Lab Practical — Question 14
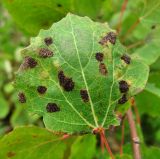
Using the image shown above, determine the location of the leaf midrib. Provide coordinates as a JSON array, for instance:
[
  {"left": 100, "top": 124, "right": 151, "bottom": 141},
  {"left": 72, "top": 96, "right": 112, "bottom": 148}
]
[
  {"left": 68, "top": 15, "right": 99, "bottom": 128},
  {"left": 101, "top": 45, "right": 116, "bottom": 127}
]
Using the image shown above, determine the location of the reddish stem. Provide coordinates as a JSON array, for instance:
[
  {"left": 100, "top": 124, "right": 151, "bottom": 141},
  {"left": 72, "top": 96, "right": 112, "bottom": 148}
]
[
  {"left": 117, "top": 0, "right": 128, "bottom": 33},
  {"left": 130, "top": 97, "right": 141, "bottom": 125},
  {"left": 122, "top": 19, "right": 140, "bottom": 41},
  {"left": 127, "top": 108, "right": 141, "bottom": 159},
  {"left": 100, "top": 132, "right": 105, "bottom": 152},
  {"left": 100, "top": 130, "right": 115, "bottom": 159},
  {"left": 119, "top": 117, "right": 126, "bottom": 156},
  {"left": 127, "top": 40, "right": 144, "bottom": 50},
  {"left": 61, "top": 134, "right": 70, "bottom": 140}
]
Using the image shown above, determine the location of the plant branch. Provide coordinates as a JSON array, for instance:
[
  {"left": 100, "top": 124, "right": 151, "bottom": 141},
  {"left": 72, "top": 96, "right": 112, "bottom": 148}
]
[
  {"left": 119, "top": 116, "right": 126, "bottom": 156},
  {"left": 100, "top": 129, "right": 115, "bottom": 159},
  {"left": 117, "top": 0, "right": 128, "bottom": 33},
  {"left": 127, "top": 108, "right": 141, "bottom": 159},
  {"left": 127, "top": 40, "right": 144, "bottom": 50},
  {"left": 131, "top": 97, "right": 141, "bottom": 125},
  {"left": 122, "top": 19, "right": 140, "bottom": 42}
]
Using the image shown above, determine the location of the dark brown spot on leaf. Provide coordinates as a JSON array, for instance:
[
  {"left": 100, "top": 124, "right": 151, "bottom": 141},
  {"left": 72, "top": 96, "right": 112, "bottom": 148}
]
[
  {"left": 37, "top": 86, "right": 47, "bottom": 94},
  {"left": 119, "top": 80, "right": 129, "bottom": 93},
  {"left": 7, "top": 151, "right": 16, "bottom": 158},
  {"left": 44, "top": 37, "right": 53, "bottom": 46},
  {"left": 99, "top": 32, "right": 117, "bottom": 45},
  {"left": 39, "top": 48, "right": 53, "bottom": 58},
  {"left": 58, "top": 71, "right": 74, "bottom": 91},
  {"left": 80, "top": 89, "right": 89, "bottom": 102},
  {"left": 18, "top": 92, "right": 26, "bottom": 103},
  {"left": 121, "top": 54, "right": 131, "bottom": 64},
  {"left": 95, "top": 52, "right": 104, "bottom": 62},
  {"left": 25, "top": 56, "right": 37, "bottom": 68},
  {"left": 46, "top": 103, "right": 60, "bottom": 112},
  {"left": 99, "top": 63, "right": 107, "bottom": 75},
  {"left": 118, "top": 94, "right": 128, "bottom": 104}
]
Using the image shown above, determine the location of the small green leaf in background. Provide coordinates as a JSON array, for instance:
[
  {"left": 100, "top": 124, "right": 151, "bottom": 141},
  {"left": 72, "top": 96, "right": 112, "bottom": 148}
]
[
  {"left": 69, "top": 135, "right": 96, "bottom": 159},
  {"left": 142, "top": 146, "right": 160, "bottom": 159},
  {"left": 136, "top": 72, "right": 160, "bottom": 117},
  {"left": 15, "top": 13, "right": 149, "bottom": 134},
  {"left": 2, "top": 0, "right": 112, "bottom": 36},
  {"left": 0, "top": 126, "right": 98, "bottom": 159},
  {"left": 0, "top": 93, "right": 9, "bottom": 119},
  {"left": 0, "top": 126, "right": 67, "bottom": 159}
]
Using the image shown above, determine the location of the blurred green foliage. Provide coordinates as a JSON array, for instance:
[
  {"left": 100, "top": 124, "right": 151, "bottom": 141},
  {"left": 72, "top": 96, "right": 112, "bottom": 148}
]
[{"left": 0, "top": 0, "right": 160, "bottom": 158}]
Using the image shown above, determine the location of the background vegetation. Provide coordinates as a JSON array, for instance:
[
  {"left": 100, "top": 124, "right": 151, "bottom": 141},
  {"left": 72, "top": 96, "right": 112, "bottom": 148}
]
[{"left": 0, "top": 0, "right": 160, "bottom": 158}]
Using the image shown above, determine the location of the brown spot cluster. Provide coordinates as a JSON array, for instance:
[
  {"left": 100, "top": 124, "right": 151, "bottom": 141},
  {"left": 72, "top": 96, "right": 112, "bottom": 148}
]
[
  {"left": 37, "top": 86, "right": 47, "bottom": 94},
  {"left": 46, "top": 103, "right": 60, "bottom": 112},
  {"left": 95, "top": 52, "right": 107, "bottom": 76},
  {"left": 99, "top": 32, "right": 117, "bottom": 45},
  {"left": 25, "top": 56, "right": 37, "bottom": 68},
  {"left": 99, "top": 63, "right": 108, "bottom": 76},
  {"left": 118, "top": 80, "right": 129, "bottom": 104},
  {"left": 119, "top": 80, "right": 129, "bottom": 93},
  {"left": 58, "top": 71, "right": 75, "bottom": 91},
  {"left": 121, "top": 54, "right": 131, "bottom": 64},
  {"left": 80, "top": 89, "right": 89, "bottom": 102},
  {"left": 95, "top": 52, "right": 104, "bottom": 62},
  {"left": 118, "top": 94, "right": 128, "bottom": 104},
  {"left": 39, "top": 48, "right": 53, "bottom": 58},
  {"left": 18, "top": 92, "right": 26, "bottom": 103},
  {"left": 44, "top": 37, "right": 53, "bottom": 46}
]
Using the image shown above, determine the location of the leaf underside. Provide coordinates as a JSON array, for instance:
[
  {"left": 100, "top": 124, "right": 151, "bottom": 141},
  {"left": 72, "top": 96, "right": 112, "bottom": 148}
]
[{"left": 15, "top": 14, "right": 149, "bottom": 134}]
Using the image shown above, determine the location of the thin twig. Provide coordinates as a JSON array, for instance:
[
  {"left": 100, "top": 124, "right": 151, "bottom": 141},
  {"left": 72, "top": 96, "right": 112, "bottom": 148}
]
[
  {"left": 119, "top": 116, "right": 126, "bottom": 156},
  {"left": 117, "top": 0, "right": 128, "bottom": 33},
  {"left": 100, "top": 130, "right": 115, "bottom": 159},
  {"left": 127, "top": 40, "right": 144, "bottom": 50},
  {"left": 130, "top": 97, "right": 141, "bottom": 125},
  {"left": 122, "top": 19, "right": 140, "bottom": 42},
  {"left": 126, "top": 108, "right": 141, "bottom": 159}
]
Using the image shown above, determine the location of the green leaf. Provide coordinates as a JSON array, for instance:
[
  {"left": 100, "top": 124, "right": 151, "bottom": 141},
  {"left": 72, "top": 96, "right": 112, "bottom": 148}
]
[
  {"left": 0, "top": 93, "right": 9, "bottom": 119},
  {"left": 145, "top": 83, "right": 160, "bottom": 98},
  {"left": 2, "top": 0, "right": 112, "bottom": 35},
  {"left": 69, "top": 135, "right": 96, "bottom": 159},
  {"left": 15, "top": 14, "right": 149, "bottom": 133},
  {"left": 140, "top": 0, "right": 160, "bottom": 26},
  {"left": 136, "top": 72, "right": 160, "bottom": 117},
  {"left": 142, "top": 146, "right": 160, "bottom": 159},
  {"left": 0, "top": 126, "right": 67, "bottom": 159},
  {"left": 115, "top": 154, "right": 132, "bottom": 159},
  {"left": 132, "top": 41, "right": 160, "bottom": 65}
]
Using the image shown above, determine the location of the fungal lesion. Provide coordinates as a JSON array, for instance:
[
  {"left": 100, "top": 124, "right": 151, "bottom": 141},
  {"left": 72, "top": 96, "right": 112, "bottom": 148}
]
[
  {"left": 99, "top": 63, "right": 108, "bottom": 76},
  {"left": 39, "top": 48, "right": 53, "bottom": 58},
  {"left": 121, "top": 54, "right": 131, "bottom": 64},
  {"left": 46, "top": 103, "right": 60, "bottom": 112},
  {"left": 80, "top": 89, "right": 89, "bottom": 102},
  {"left": 119, "top": 80, "right": 129, "bottom": 93},
  {"left": 37, "top": 86, "right": 47, "bottom": 94},
  {"left": 95, "top": 52, "right": 104, "bottom": 62},
  {"left": 19, "top": 56, "right": 37, "bottom": 71},
  {"left": 118, "top": 94, "right": 128, "bottom": 104},
  {"left": 99, "top": 32, "right": 117, "bottom": 45},
  {"left": 44, "top": 37, "right": 53, "bottom": 46},
  {"left": 58, "top": 70, "right": 75, "bottom": 92},
  {"left": 18, "top": 92, "right": 26, "bottom": 103}
]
